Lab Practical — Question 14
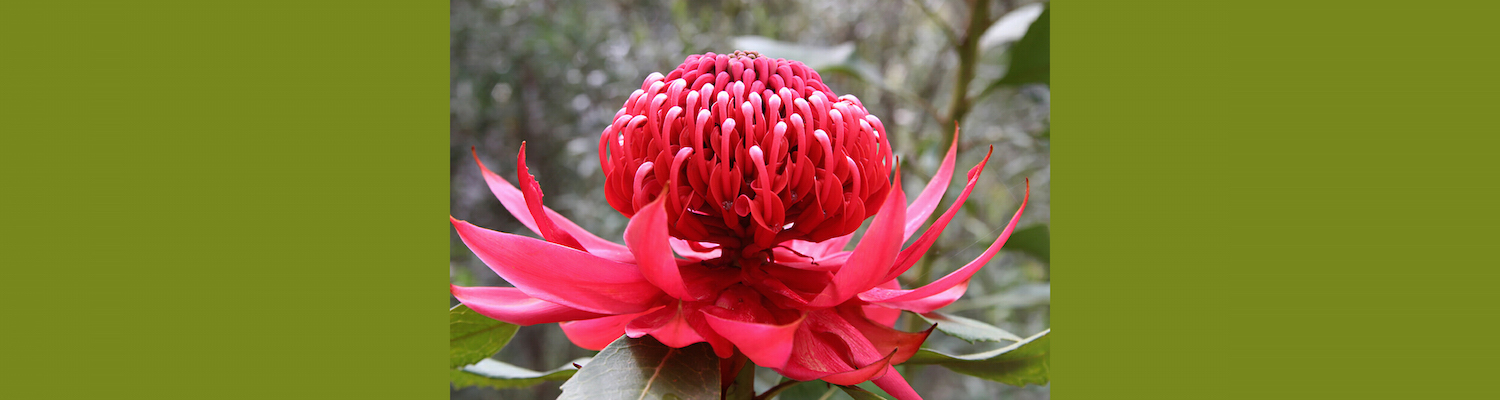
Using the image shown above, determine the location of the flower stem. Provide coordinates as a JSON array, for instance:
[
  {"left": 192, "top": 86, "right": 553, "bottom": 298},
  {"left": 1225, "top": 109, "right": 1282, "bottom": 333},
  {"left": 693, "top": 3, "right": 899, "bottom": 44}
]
[{"left": 753, "top": 379, "right": 802, "bottom": 400}]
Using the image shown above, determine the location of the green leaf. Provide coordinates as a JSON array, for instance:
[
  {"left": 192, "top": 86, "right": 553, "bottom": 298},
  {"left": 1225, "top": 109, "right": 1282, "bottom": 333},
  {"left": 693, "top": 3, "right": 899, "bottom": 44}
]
[
  {"left": 558, "top": 335, "right": 720, "bottom": 400},
  {"left": 997, "top": 4, "right": 1049, "bottom": 86},
  {"left": 450, "top": 358, "right": 585, "bottom": 390},
  {"left": 919, "top": 311, "right": 1025, "bottom": 343},
  {"left": 839, "top": 385, "right": 890, "bottom": 400},
  {"left": 449, "top": 304, "right": 519, "bottom": 369},
  {"left": 906, "top": 329, "right": 1050, "bottom": 386},
  {"left": 1002, "top": 224, "right": 1050, "bottom": 264}
]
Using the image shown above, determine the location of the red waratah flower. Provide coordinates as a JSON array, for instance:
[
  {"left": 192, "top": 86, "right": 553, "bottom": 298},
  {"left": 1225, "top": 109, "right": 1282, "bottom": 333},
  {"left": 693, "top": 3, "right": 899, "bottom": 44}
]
[{"left": 450, "top": 51, "right": 1027, "bottom": 400}]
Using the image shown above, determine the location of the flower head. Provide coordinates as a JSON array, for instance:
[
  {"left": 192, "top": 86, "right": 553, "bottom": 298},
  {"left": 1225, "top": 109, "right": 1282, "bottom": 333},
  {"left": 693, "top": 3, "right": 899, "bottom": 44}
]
[
  {"left": 451, "top": 52, "right": 1027, "bottom": 400},
  {"left": 599, "top": 51, "right": 893, "bottom": 255}
]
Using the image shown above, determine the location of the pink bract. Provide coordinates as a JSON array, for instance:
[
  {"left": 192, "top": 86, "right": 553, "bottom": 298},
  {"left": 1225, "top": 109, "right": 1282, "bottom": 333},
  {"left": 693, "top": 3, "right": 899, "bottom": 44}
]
[{"left": 451, "top": 52, "right": 1027, "bottom": 400}]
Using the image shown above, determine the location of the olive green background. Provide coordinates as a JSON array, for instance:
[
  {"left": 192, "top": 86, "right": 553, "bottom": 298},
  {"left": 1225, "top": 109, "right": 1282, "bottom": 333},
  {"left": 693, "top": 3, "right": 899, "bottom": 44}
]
[
  {"left": 1, "top": 1, "right": 449, "bottom": 399},
  {"left": 4, "top": 1, "right": 1498, "bottom": 399},
  {"left": 1053, "top": 1, "right": 1500, "bottom": 398}
]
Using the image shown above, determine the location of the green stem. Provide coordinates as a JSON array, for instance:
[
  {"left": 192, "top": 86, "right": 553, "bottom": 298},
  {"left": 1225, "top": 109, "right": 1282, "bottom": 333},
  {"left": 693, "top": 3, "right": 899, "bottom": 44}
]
[
  {"left": 728, "top": 359, "right": 756, "bottom": 400},
  {"left": 946, "top": 0, "right": 993, "bottom": 126}
]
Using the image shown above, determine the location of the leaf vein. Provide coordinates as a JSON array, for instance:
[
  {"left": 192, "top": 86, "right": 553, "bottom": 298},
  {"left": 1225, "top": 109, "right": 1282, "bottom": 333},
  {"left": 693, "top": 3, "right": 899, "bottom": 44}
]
[{"left": 636, "top": 346, "right": 676, "bottom": 400}]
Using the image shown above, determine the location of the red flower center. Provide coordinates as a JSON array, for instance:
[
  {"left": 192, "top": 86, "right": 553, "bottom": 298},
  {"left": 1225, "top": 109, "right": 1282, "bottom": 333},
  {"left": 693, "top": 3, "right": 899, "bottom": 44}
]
[{"left": 599, "top": 51, "right": 895, "bottom": 257}]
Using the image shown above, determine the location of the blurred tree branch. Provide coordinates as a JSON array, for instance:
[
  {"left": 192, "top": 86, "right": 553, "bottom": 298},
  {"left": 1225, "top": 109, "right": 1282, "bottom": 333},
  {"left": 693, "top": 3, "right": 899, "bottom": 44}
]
[{"left": 908, "top": 0, "right": 958, "bottom": 47}]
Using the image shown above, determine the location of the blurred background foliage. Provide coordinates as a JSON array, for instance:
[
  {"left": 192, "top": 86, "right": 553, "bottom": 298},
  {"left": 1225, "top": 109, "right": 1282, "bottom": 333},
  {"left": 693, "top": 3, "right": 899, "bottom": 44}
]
[{"left": 450, "top": 0, "right": 1049, "bottom": 398}]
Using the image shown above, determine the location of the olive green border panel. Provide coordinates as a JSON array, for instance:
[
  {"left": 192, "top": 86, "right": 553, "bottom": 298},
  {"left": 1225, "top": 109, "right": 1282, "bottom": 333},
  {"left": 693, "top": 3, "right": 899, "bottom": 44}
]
[
  {"left": 1056, "top": 0, "right": 1500, "bottom": 398},
  {"left": 2, "top": 1, "right": 448, "bottom": 398}
]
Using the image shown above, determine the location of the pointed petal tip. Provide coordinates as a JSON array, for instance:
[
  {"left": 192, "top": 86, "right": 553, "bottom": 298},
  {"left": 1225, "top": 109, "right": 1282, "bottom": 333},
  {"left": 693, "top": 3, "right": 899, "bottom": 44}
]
[
  {"left": 450, "top": 285, "right": 608, "bottom": 325},
  {"left": 883, "top": 146, "right": 1000, "bottom": 283},
  {"left": 818, "top": 349, "right": 898, "bottom": 386},
  {"left": 872, "top": 366, "right": 924, "bottom": 400},
  {"left": 901, "top": 129, "right": 960, "bottom": 241},
  {"left": 450, "top": 218, "right": 663, "bottom": 314},
  {"left": 471, "top": 146, "right": 501, "bottom": 178}
]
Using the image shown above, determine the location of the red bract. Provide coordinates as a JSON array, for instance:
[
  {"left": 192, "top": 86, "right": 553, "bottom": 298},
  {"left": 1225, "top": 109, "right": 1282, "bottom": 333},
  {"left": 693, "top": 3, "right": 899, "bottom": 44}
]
[{"left": 451, "top": 52, "right": 1027, "bottom": 400}]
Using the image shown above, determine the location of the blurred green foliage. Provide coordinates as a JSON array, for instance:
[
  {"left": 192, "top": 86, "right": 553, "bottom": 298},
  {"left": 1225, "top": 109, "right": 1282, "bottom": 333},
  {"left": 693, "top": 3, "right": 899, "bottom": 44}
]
[{"left": 451, "top": 1, "right": 1050, "bottom": 398}]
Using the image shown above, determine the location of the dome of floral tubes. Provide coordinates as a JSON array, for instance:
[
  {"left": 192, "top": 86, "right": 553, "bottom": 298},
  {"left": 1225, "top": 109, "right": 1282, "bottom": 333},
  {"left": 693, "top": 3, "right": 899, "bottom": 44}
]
[{"left": 598, "top": 51, "right": 894, "bottom": 256}]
